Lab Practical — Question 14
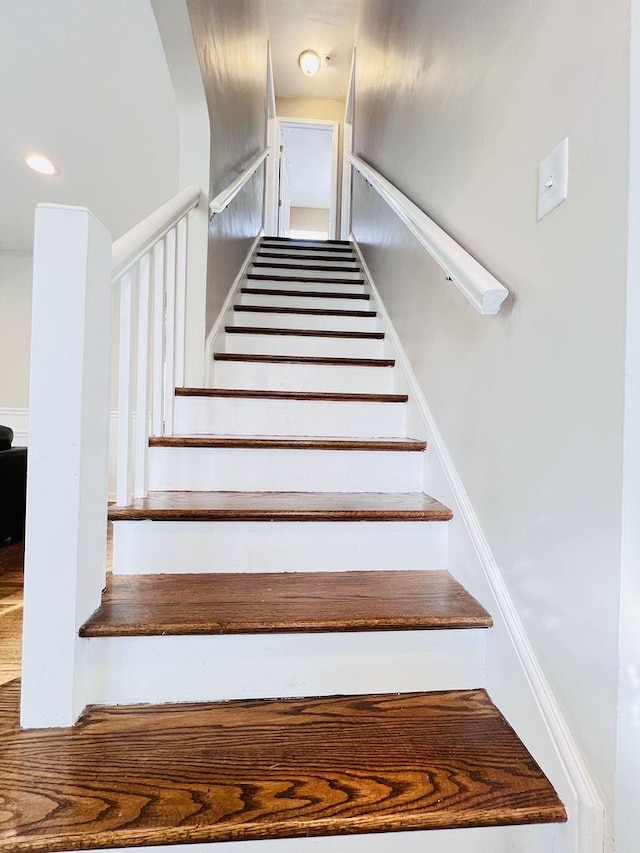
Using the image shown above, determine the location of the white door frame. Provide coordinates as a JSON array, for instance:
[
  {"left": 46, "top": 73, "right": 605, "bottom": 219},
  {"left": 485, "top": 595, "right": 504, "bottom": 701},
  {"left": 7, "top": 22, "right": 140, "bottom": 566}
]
[
  {"left": 272, "top": 117, "right": 340, "bottom": 240},
  {"left": 263, "top": 42, "right": 279, "bottom": 236},
  {"left": 341, "top": 48, "right": 356, "bottom": 240}
]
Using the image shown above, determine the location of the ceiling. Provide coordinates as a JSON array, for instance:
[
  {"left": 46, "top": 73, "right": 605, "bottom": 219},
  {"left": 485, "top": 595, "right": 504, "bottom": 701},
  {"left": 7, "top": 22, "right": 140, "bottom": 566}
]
[
  {"left": 267, "top": 0, "right": 357, "bottom": 101},
  {"left": 282, "top": 124, "right": 333, "bottom": 207},
  {"left": 0, "top": 0, "right": 179, "bottom": 252}
]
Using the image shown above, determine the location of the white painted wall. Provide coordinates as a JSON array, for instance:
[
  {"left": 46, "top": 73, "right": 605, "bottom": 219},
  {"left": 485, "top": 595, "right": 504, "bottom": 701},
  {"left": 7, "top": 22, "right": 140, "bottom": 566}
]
[
  {"left": 290, "top": 207, "right": 330, "bottom": 232},
  {"left": 0, "top": 0, "right": 179, "bottom": 252},
  {"left": 186, "top": 0, "right": 270, "bottom": 337},
  {"left": 350, "top": 1, "right": 630, "bottom": 847},
  {"left": 0, "top": 252, "right": 33, "bottom": 409}
]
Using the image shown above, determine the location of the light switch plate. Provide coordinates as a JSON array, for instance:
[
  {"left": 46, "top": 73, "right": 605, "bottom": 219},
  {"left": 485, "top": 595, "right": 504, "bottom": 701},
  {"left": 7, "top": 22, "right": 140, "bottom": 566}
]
[{"left": 538, "top": 137, "right": 569, "bottom": 221}]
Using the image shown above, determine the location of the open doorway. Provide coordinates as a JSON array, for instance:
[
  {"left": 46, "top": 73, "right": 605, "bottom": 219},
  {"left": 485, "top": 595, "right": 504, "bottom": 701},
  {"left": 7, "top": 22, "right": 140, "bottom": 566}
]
[{"left": 276, "top": 118, "right": 339, "bottom": 240}]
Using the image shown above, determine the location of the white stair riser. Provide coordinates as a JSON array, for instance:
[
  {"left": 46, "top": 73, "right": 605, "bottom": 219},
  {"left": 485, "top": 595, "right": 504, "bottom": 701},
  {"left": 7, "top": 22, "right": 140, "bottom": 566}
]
[
  {"left": 112, "top": 520, "right": 448, "bottom": 573},
  {"left": 240, "top": 292, "right": 372, "bottom": 311},
  {"left": 251, "top": 265, "right": 363, "bottom": 281},
  {"left": 174, "top": 395, "right": 406, "bottom": 437},
  {"left": 231, "top": 311, "right": 379, "bottom": 333},
  {"left": 85, "top": 629, "right": 486, "bottom": 705},
  {"left": 148, "top": 446, "right": 424, "bottom": 492},
  {"left": 224, "top": 333, "right": 385, "bottom": 359},
  {"left": 212, "top": 359, "right": 395, "bottom": 393},
  {"left": 246, "top": 278, "right": 366, "bottom": 294}
]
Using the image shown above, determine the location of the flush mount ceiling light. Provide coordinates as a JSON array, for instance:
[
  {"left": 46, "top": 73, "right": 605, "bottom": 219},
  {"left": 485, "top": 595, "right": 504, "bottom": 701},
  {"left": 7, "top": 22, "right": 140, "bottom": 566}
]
[
  {"left": 25, "top": 153, "right": 60, "bottom": 176},
  {"left": 298, "top": 49, "right": 321, "bottom": 76}
]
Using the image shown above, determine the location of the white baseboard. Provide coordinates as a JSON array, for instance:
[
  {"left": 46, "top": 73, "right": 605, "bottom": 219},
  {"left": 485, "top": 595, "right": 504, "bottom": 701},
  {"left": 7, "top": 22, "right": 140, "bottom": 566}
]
[
  {"left": 350, "top": 236, "right": 604, "bottom": 853},
  {"left": 205, "top": 230, "right": 264, "bottom": 386}
]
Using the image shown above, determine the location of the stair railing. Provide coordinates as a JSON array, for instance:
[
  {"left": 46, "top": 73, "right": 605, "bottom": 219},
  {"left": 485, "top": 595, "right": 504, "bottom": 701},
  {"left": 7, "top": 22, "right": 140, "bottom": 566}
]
[
  {"left": 347, "top": 153, "right": 509, "bottom": 315},
  {"left": 112, "top": 186, "right": 201, "bottom": 506},
  {"left": 21, "top": 187, "right": 200, "bottom": 728}
]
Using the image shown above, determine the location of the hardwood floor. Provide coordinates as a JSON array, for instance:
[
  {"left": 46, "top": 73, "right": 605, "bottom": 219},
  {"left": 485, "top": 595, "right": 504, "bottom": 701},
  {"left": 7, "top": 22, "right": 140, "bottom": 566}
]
[
  {"left": 0, "top": 543, "right": 23, "bottom": 686},
  {"left": 0, "top": 684, "right": 565, "bottom": 852}
]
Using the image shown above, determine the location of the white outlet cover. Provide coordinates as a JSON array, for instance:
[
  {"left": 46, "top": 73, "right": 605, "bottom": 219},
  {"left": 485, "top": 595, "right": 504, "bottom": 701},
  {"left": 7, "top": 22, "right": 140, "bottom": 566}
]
[{"left": 538, "top": 137, "right": 569, "bottom": 221}]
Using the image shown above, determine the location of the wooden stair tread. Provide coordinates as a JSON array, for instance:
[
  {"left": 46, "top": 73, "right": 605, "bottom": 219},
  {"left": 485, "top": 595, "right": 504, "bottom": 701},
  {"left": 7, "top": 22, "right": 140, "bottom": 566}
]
[
  {"left": 253, "top": 262, "right": 361, "bottom": 273},
  {"left": 247, "top": 274, "right": 365, "bottom": 285},
  {"left": 107, "top": 491, "right": 454, "bottom": 522},
  {"left": 243, "top": 285, "right": 369, "bottom": 299},
  {"left": 234, "top": 305, "right": 376, "bottom": 318},
  {"left": 148, "top": 435, "right": 426, "bottom": 450},
  {"left": 225, "top": 326, "right": 384, "bottom": 339},
  {"left": 262, "top": 236, "right": 352, "bottom": 246},
  {"left": 80, "top": 570, "right": 491, "bottom": 637},
  {"left": 0, "top": 680, "right": 566, "bottom": 852},
  {"left": 175, "top": 387, "right": 408, "bottom": 402},
  {"left": 213, "top": 353, "right": 395, "bottom": 367},
  {"left": 256, "top": 252, "right": 357, "bottom": 261}
]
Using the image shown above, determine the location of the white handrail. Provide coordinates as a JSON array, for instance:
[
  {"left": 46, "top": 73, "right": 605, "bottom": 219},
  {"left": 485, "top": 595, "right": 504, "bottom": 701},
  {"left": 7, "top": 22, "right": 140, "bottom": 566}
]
[
  {"left": 209, "top": 148, "right": 270, "bottom": 216},
  {"left": 112, "top": 185, "right": 200, "bottom": 281},
  {"left": 348, "top": 153, "right": 509, "bottom": 315}
]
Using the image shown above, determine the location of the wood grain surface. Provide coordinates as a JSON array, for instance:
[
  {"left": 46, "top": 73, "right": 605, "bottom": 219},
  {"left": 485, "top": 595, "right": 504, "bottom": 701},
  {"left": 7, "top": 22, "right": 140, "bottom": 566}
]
[
  {"left": 262, "top": 236, "right": 352, "bottom": 247},
  {"left": 242, "top": 285, "right": 369, "bottom": 299},
  {"left": 225, "top": 326, "right": 385, "bottom": 339},
  {"left": 175, "top": 388, "right": 408, "bottom": 402},
  {"left": 234, "top": 305, "right": 376, "bottom": 317},
  {"left": 148, "top": 436, "right": 426, "bottom": 451},
  {"left": 256, "top": 252, "right": 357, "bottom": 261},
  {"left": 0, "top": 544, "right": 23, "bottom": 686},
  {"left": 212, "top": 353, "right": 396, "bottom": 367},
  {"left": 0, "top": 683, "right": 566, "bottom": 852},
  {"left": 107, "top": 491, "right": 454, "bottom": 522},
  {"left": 80, "top": 569, "right": 492, "bottom": 637},
  {"left": 247, "top": 274, "right": 365, "bottom": 285},
  {"left": 252, "top": 262, "right": 361, "bottom": 273}
]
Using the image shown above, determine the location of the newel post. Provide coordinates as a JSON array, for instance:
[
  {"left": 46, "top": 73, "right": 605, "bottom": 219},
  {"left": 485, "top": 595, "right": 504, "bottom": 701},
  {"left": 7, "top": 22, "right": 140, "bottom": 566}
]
[{"left": 21, "top": 204, "right": 112, "bottom": 728}]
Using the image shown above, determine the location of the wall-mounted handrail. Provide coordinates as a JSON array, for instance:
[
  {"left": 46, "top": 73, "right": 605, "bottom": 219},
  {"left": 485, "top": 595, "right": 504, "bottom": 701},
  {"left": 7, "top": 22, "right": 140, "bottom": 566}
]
[
  {"left": 348, "top": 153, "right": 509, "bottom": 315},
  {"left": 209, "top": 148, "right": 270, "bottom": 216},
  {"left": 112, "top": 185, "right": 200, "bottom": 281}
]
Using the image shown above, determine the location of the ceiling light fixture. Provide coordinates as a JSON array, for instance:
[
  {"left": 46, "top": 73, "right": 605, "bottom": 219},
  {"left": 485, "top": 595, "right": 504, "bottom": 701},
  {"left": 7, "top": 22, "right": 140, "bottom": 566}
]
[
  {"left": 298, "top": 49, "right": 321, "bottom": 77},
  {"left": 25, "top": 153, "right": 60, "bottom": 176}
]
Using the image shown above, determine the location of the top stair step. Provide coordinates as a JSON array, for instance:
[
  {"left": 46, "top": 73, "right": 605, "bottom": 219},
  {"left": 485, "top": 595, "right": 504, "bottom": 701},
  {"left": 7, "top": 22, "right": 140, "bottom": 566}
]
[
  {"left": 0, "top": 681, "right": 566, "bottom": 852},
  {"left": 262, "top": 236, "right": 352, "bottom": 247}
]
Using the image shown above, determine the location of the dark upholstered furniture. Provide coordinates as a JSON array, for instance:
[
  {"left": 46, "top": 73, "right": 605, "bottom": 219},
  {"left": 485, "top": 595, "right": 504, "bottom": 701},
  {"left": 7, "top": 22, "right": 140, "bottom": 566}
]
[{"left": 0, "top": 446, "right": 27, "bottom": 545}]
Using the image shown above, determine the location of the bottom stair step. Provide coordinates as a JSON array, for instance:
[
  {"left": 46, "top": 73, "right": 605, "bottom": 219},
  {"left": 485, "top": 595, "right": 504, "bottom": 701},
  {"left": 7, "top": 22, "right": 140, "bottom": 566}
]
[
  {"left": 80, "top": 569, "right": 493, "bottom": 636},
  {"left": 0, "top": 682, "right": 566, "bottom": 852}
]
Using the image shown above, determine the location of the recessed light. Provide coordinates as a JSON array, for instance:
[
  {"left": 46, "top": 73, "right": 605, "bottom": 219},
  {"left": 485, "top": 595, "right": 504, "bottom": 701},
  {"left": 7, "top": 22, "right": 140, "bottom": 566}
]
[
  {"left": 25, "top": 154, "right": 60, "bottom": 176},
  {"left": 298, "top": 50, "right": 321, "bottom": 77}
]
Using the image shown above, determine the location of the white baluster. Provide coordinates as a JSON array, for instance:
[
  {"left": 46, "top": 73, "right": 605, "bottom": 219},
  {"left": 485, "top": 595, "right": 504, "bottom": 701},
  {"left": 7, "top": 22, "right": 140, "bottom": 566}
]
[
  {"left": 116, "top": 269, "right": 138, "bottom": 505},
  {"left": 134, "top": 253, "right": 152, "bottom": 498},
  {"left": 174, "top": 215, "right": 188, "bottom": 388},
  {"left": 163, "top": 227, "right": 177, "bottom": 436},
  {"left": 152, "top": 239, "right": 165, "bottom": 435}
]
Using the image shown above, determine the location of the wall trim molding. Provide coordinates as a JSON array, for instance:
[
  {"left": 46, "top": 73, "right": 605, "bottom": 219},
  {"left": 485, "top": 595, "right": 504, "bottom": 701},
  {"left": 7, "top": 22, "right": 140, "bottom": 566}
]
[
  {"left": 351, "top": 236, "right": 605, "bottom": 853},
  {"left": 205, "top": 230, "right": 264, "bottom": 385}
]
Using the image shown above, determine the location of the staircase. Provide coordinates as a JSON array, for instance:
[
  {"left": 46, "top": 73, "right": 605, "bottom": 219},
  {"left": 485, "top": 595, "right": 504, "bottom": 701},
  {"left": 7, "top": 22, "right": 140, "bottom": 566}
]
[{"left": 4, "top": 236, "right": 566, "bottom": 852}]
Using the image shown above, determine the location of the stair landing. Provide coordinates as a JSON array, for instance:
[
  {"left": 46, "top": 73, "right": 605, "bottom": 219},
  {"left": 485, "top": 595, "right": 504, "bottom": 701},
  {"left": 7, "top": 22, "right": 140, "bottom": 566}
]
[{"left": 0, "top": 681, "right": 566, "bottom": 852}]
